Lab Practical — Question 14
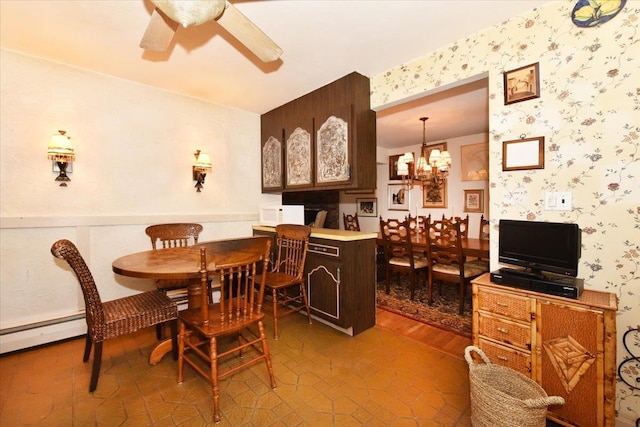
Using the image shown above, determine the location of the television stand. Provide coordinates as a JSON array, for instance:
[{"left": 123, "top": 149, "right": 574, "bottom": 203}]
[
  {"left": 471, "top": 273, "right": 617, "bottom": 426},
  {"left": 490, "top": 268, "right": 584, "bottom": 299}
]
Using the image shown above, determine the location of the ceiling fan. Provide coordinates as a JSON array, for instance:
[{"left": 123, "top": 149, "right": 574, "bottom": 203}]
[{"left": 140, "top": 0, "right": 283, "bottom": 62}]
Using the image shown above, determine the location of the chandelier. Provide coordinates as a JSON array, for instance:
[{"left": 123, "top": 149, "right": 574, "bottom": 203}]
[{"left": 398, "top": 117, "right": 451, "bottom": 190}]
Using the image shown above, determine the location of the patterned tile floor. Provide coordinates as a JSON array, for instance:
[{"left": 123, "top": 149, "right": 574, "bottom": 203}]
[{"left": 0, "top": 312, "right": 473, "bottom": 426}]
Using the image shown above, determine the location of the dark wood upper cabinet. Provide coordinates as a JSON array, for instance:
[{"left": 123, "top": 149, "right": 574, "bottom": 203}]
[{"left": 261, "top": 72, "right": 377, "bottom": 193}]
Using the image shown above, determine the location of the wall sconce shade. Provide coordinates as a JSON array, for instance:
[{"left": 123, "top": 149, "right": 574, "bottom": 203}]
[
  {"left": 193, "top": 150, "right": 212, "bottom": 192},
  {"left": 47, "top": 130, "right": 75, "bottom": 187}
]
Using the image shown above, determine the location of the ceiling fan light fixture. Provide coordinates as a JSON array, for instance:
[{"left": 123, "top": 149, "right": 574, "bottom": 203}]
[{"left": 151, "top": 0, "right": 226, "bottom": 28}]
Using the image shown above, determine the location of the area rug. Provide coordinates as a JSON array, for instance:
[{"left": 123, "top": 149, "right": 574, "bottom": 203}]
[{"left": 376, "top": 277, "right": 472, "bottom": 337}]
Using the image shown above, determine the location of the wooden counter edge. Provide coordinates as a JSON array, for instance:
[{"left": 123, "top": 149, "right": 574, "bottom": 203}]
[{"left": 252, "top": 225, "right": 377, "bottom": 241}]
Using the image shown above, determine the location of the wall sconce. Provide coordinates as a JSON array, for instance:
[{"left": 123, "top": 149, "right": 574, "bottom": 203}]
[
  {"left": 193, "top": 150, "right": 212, "bottom": 192},
  {"left": 47, "top": 130, "right": 75, "bottom": 187}
]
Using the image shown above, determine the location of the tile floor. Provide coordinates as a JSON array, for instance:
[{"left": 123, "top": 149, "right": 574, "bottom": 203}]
[{"left": 0, "top": 311, "right": 474, "bottom": 426}]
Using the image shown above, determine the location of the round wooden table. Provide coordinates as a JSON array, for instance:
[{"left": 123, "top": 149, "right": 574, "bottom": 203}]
[
  {"left": 112, "top": 236, "right": 271, "bottom": 364},
  {"left": 112, "top": 247, "right": 207, "bottom": 364}
]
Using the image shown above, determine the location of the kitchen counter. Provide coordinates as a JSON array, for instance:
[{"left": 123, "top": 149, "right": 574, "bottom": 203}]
[
  {"left": 253, "top": 225, "right": 377, "bottom": 336},
  {"left": 253, "top": 225, "right": 377, "bottom": 242}
]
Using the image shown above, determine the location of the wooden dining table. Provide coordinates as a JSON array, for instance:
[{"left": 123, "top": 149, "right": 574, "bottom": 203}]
[
  {"left": 112, "top": 236, "right": 271, "bottom": 364},
  {"left": 112, "top": 246, "right": 205, "bottom": 365},
  {"left": 376, "top": 232, "right": 490, "bottom": 259}
]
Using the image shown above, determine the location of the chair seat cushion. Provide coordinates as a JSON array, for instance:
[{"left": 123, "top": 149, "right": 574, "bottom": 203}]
[
  {"left": 465, "top": 260, "right": 490, "bottom": 272},
  {"left": 389, "top": 255, "right": 429, "bottom": 269},
  {"left": 101, "top": 290, "right": 177, "bottom": 341},
  {"left": 432, "top": 262, "right": 488, "bottom": 278}
]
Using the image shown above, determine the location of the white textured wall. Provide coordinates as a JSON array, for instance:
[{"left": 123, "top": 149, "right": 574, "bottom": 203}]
[{"left": 0, "top": 50, "right": 280, "bottom": 340}]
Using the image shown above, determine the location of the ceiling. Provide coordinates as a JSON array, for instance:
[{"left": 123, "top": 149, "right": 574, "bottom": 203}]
[{"left": 0, "top": 0, "right": 549, "bottom": 149}]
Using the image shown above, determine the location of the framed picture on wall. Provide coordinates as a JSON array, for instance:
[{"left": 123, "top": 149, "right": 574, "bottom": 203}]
[
  {"left": 503, "top": 62, "right": 540, "bottom": 105},
  {"left": 356, "top": 198, "right": 377, "bottom": 217},
  {"left": 502, "top": 136, "right": 545, "bottom": 171},
  {"left": 422, "top": 181, "right": 447, "bottom": 209},
  {"left": 460, "top": 142, "right": 489, "bottom": 181},
  {"left": 388, "top": 184, "right": 410, "bottom": 211},
  {"left": 463, "top": 189, "right": 484, "bottom": 213}
]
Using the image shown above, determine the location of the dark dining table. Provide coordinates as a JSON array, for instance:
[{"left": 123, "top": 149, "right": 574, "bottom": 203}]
[
  {"left": 376, "top": 232, "right": 490, "bottom": 259},
  {"left": 112, "top": 236, "right": 271, "bottom": 364}
]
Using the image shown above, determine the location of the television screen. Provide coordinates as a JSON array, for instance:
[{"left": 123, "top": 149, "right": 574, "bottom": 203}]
[{"left": 498, "top": 219, "right": 581, "bottom": 277}]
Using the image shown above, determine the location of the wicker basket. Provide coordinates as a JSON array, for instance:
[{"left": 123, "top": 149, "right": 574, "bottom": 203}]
[{"left": 465, "top": 346, "right": 564, "bottom": 427}]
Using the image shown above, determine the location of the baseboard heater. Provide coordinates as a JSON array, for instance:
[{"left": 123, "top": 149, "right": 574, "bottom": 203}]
[{"left": 0, "top": 313, "right": 86, "bottom": 354}]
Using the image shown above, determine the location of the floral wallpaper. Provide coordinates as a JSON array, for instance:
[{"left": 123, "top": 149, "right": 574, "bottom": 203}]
[{"left": 371, "top": 1, "right": 639, "bottom": 423}]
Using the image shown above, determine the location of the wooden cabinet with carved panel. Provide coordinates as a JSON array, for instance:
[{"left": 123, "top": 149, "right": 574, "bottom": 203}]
[
  {"left": 472, "top": 273, "right": 617, "bottom": 427},
  {"left": 253, "top": 226, "right": 377, "bottom": 336},
  {"left": 260, "top": 72, "right": 376, "bottom": 193}
]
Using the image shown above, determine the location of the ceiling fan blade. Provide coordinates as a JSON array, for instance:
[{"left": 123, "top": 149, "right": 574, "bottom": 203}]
[
  {"left": 140, "top": 8, "right": 179, "bottom": 52},
  {"left": 217, "top": 2, "right": 282, "bottom": 62}
]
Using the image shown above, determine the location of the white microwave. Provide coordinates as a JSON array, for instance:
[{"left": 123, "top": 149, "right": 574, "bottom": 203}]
[{"left": 259, "top": 204, "right": 305, "bottom": 227}]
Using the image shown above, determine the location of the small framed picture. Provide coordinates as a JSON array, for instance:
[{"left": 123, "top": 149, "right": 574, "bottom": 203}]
[
  {"left": 502, "top": 136, "right": 545, "bottom": 171},
  {"left": 422, "top": 181, "right": 447, "bottom": 209},
  {"left": 356, "top": 198, "right": 377, "bottom": 217},
  {"left": 388, "top": 184, "right": 410, "bottom": 211},
  {"left": 389, "top": 153, "right": 414, "bottom": 181},
  {"left": 464, "top": 189, "right": 484, "bottom": 213},
  {"left": 503, "top": 62, "right": 540, "bottom": 105}
]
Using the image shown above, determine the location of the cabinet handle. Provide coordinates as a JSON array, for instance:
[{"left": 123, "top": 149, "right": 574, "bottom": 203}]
[
  {"left": 497, "top": 327, "right": 509, "bottom": 334},
  {"left": 496, "top": 302, "right": 509, "bottom": 307},
  {"left": 497, "top": 355, "right": 508, "bottom": 362}
]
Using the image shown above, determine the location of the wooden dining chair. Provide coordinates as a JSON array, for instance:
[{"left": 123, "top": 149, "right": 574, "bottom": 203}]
[
  {"left": 51, "top": 239, "right": 178, "bottom": 392},
  {"left": 177, "top": 237, "right": 276, "bottom": 423},
  {"left": 425, "top": 219, "right": 488, "bottom": 314},
  {"left": 145, "top": 223, "right": 203, "bottom": 249},
  {"left": 467, "top": 215, "right": 491, "bottom": 270},
  {"left": 254, "top": 224, "right": 312, "bottom": 339},
  {"left": 145, "top": 223, "right": 204, "bottom": 338},
  {"left": 405, "top": 214, "right": 427, "bottom": 235},
  {"left": 454, "top": 215, "right": 470, "bottom": 238},
  {"left": 343, "top": 212, "right": 360, "bottom": 231},
  {"left": 379, "top": 217, "right": 429, "bottom": 301},
  {"left": 479, "top": 215, "right": 490, "bottom": 240}
]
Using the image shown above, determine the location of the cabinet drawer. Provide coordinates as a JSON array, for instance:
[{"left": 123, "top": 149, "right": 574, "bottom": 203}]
[
  {"left": 478, "top": 313, "right": 531, "bottom": 351},
  {"left": 478, "top": 338, "right": 531, "bottom": 376},
  {"left": 476, "top": 288, "right": 530, "bottom": 321}
]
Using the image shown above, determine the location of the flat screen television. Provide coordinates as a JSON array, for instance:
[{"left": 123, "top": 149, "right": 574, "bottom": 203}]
[{"left": 498, "top": 219, "right": 581, "bottom": 277}]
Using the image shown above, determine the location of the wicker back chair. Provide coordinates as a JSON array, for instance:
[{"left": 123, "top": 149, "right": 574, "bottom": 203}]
[{"left": 51, "top": 239, "right": 178, "bottom": 392}]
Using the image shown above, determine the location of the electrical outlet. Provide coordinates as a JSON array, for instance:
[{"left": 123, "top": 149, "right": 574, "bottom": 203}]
[
  {"left": 544, "top": 191, "right": 572, "bottom": 211},
  {"left": 557, "top": 192, "right": 572, "bottom": 211}
]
